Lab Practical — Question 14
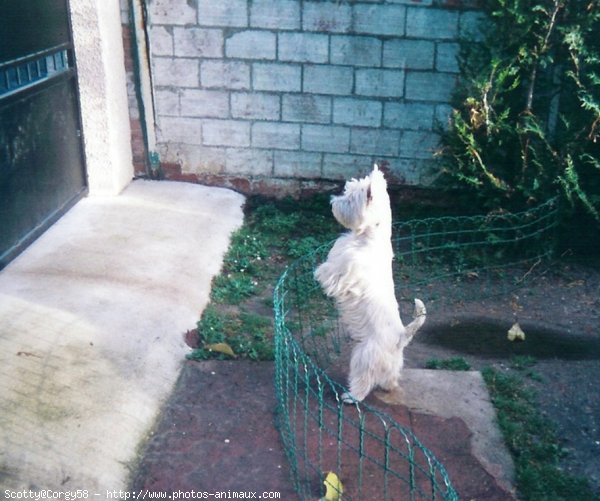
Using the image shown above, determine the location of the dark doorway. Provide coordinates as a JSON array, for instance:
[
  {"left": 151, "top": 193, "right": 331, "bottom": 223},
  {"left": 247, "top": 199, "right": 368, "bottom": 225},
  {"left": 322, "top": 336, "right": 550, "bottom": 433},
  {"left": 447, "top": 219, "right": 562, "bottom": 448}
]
[{"left": 0, "top": 0, "right": 87, "bottom": 269}]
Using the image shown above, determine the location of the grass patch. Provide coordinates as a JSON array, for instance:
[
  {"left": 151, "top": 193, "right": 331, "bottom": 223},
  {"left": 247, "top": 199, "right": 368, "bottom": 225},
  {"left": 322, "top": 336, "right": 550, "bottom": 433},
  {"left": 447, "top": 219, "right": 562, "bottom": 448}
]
[
  {"left": 425, "top": 357, "right": 471, "bottom": 371},
  {"left": 482, "top": 367, "right": 596, "bottom": 500},
  {"left": 188, "top": 194, "right": 338, "bottom": 362}
]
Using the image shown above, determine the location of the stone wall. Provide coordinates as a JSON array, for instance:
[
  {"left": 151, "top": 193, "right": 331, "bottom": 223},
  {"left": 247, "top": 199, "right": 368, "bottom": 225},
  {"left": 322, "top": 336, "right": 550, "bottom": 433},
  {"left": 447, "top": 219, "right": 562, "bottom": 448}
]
[{"left": 144, "top": 0, "right": 483, "bottom": 194}]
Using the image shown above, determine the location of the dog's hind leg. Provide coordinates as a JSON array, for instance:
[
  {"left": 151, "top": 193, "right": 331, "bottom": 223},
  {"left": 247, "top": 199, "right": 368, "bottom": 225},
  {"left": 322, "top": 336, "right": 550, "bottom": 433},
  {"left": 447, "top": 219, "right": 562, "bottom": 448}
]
[
  {"left": 342, "top": 345, "right": 377, "bottom": 403},
  {"left": 342, "top": 369, "right": 375, "bottom": 403},
  {"left": 379, "top": 350, "right": 403, "bottom": 392}
]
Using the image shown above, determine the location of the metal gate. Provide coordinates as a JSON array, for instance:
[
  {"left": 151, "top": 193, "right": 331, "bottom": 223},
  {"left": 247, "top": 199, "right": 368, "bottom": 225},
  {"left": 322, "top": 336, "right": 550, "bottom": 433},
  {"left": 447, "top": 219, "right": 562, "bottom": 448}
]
[{"left": 0, "top": 0, "right": 87, "bottom": 269}]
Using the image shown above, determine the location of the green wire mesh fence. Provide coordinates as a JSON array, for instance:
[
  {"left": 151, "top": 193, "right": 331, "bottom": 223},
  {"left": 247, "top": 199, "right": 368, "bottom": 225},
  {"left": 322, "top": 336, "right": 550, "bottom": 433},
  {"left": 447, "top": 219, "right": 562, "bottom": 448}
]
[{"left": 273, "top": 197, "right": 559, "bottom": 500}]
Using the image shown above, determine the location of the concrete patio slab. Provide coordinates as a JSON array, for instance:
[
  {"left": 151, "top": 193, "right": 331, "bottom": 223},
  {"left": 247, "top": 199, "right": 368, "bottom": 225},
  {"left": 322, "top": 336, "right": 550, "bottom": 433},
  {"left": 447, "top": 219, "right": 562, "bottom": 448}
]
[{"left": 0, "top": 180, "right": 244, "bottom": 495}]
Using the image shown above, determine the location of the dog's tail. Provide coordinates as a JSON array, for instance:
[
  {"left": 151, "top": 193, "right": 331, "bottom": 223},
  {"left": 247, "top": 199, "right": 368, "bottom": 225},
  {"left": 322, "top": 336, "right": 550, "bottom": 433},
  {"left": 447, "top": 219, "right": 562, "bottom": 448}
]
[{"left": 405, "top": 298, "right": 426, "bottom": 340}]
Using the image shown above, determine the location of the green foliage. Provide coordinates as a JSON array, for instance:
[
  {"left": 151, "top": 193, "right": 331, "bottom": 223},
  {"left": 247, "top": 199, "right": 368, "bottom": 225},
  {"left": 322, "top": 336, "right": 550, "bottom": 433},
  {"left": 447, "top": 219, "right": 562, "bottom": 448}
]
[
  {"left": 193, "top": 195, "right": 337, "bottom": 361},
  {"left": 425, "top": 357, "right": 471, "bottom": 371},
  {"left": 439, "top": 0, "right": 600, "bottom": 222},
  {"left": 482, "top": 367, "right": 596, "bottom": 500}
]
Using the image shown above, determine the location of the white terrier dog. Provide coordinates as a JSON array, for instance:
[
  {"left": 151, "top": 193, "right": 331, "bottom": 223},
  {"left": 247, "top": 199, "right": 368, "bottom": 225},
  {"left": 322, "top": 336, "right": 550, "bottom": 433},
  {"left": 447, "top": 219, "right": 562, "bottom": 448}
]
[{"left": 314, "top": 165, "right": 426, "bottom": 403}]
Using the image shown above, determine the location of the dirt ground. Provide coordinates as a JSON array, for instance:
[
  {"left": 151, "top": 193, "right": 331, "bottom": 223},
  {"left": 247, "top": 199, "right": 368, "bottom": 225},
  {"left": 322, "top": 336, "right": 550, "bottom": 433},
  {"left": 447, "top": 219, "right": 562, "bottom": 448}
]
[{"left": 402, "top": 259, "right": 600, "bottom": 494}]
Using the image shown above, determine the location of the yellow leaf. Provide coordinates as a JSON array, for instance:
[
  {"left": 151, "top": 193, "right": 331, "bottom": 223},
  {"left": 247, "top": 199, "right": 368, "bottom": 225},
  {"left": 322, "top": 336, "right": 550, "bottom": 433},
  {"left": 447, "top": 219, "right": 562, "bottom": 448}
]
[
  {"left": 205, "top": 342, "right": 236, "bottom": 357},
  {"left": 323, "top": 471, "right": 343, "bottom": 500},
  {"left": 507, "top": 323, "right": 526, "bottom": 342}
]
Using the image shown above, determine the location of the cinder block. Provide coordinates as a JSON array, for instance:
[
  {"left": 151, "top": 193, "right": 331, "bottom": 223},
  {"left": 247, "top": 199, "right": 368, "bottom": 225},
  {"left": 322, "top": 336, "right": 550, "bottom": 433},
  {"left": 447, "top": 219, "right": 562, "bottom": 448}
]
[
  {"left": 383, "top": 102, "right": 434, "bottom": 130},
  {"left": 197, "top": 0, "right": 248, "bottom": 28},
  {"left": 436, "top": 43, "right": 460, "bottom": 73},
  {"left": 252, "top": 122, "right": 301, "bottom": 150},
  {"left": 303, "top": 1, "right": 352, "bottom": 33},
  {"left": 399, "top": 130, "right": 440, "bottom": 159},
  {"left": 202, "top": 119, "right": 251, "bottom": 147},
  {"left": 231, "top": 92, "right": 280, "bottom": 120},
  {"left": 201, "top": 60, "right": 250, "bottom": 90},
  {"left": 154, "top": 89, "right": 180, "bottom": 117},
  {"left": 383, "top": 39, "right": 434, "bottom": 70},
  {"left": 350, "top": 128, "right": 399, "bottom": 156},
  {"left": 148, "top": 0, "right": 196, "bottom": 25},
  {"left": 330, "top": 36, "right": 382, "bottom": 67},
  {"left": 274, "top": 150, "right": 322, "bottom": 178},
  {"left": 355, "top": 69, "right": 404, "bottom": 98},
  {"left": 278, "top": 33, "right": 329, "bottom": 63},
  {"left": 303, "top": 65, "right": 353, "bottom": 95},
  {"left": 460, "top": 10, "right": 487, "bottom": 42},
  {"left": 150, "top": 26, "right": 173, "bottom": 56},
  {"left": 158, "top": 143, "right": 226, "bottom": 175},
  {"left": 323, "top": 153, "right": 373, "bottom": 180},
  {"left": 173, "top": 27, "right": 223, "bottom": 58},
  {"left": 333, "top": 98, "right": 382, "bottom": 127},
  {"left": 225, "top": 30, "right": 276, "bottom": 60},
  {"left": 405, "top": 72, "right": 456, "bottom": 102},
  {"left": 383, "top": 157, "right": 423, "bottom": 184},
  {"left": 282, "top": 94, "right": 331, "bottom": 124},
  {"left": 156, "top": 116, "right": 203, "bottom": 145},
  {"left": 250, "top": 0, "right": 300, "bottom": 30},
  {"left": 153, "top": 58, "right": 199, "bottom": 87},
  {"left": 226, "top": 148, "right": 273, "bottom": 175},
  {"left": 353, "top": 5, "right": 406, "bottom": 36},
  {"left": 181, "top": 89, "right": 229, "bottom": 118},
  {"left": 302, "top": 125, "right": 350, "bottom": 153},
  {"left": 406, "top": 7, "right": 458, "bottom": 40},
  {"left": 253, "top": 63, "right": 301, "bottom": 92}
]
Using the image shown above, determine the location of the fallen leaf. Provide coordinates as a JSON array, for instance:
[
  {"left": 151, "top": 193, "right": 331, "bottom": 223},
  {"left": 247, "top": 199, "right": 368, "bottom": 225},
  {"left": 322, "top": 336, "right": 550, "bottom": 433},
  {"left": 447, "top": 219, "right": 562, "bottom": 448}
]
[
  {"left": 205, "top": 342, "right": 236, "bottom": 357},
  {"left": 323, "top": 471, "right": 343, "bottom": 500},
  {"left": 507, "top": 323, "right": 526, "bottom": 342}
]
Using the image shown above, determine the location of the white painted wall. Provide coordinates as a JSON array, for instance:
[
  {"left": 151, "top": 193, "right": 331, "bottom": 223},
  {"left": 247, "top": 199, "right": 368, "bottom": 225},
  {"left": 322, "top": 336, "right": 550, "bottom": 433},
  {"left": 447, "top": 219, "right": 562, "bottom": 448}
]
[{"left": 70, "top": 0, "right": 133, "bottom": 195}]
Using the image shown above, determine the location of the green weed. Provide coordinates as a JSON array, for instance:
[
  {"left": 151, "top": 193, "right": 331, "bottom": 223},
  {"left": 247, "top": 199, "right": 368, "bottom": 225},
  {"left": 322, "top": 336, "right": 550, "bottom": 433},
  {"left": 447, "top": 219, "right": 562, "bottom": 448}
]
[
  {"left": 425, "top": 357, "right": 471, "bottom": 371},
  {"left": 211, "top": 273, "right": 257, "bottom": 304}
]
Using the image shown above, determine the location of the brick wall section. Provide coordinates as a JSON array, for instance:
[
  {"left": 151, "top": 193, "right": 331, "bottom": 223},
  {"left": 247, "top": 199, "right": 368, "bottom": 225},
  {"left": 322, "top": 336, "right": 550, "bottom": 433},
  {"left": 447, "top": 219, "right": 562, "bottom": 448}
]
[{"left": 145, "top": 0, "right": 483, "bottom": 194}]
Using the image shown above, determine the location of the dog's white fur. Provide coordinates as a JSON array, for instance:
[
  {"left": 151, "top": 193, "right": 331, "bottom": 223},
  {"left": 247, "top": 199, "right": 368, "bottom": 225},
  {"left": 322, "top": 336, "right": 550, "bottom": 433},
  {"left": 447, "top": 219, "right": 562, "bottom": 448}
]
[{"left": 314, "top": 165, "right": 426, "bottom": 403}]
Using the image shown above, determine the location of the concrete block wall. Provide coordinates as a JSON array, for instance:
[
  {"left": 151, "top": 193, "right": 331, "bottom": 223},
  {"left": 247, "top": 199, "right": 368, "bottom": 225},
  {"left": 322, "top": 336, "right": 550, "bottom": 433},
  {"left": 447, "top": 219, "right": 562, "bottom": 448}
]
[{"left": 145, "top": 0, "right": 483, "bottom": 194}]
